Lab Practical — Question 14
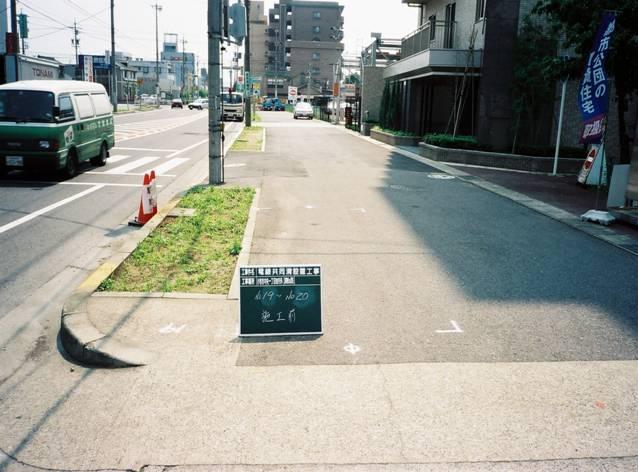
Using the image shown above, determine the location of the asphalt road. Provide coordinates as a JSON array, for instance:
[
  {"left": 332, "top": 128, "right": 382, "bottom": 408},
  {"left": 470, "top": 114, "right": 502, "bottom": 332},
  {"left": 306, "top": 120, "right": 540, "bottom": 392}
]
[
  {"left": 1, "top": 110, "right": 637, "bottom": 470},
  {"left": 230, "top": 112, "right": 638, "bottom": 366},
  {"left": 0, "top": 106, "right": 241, "bottom": 377}
]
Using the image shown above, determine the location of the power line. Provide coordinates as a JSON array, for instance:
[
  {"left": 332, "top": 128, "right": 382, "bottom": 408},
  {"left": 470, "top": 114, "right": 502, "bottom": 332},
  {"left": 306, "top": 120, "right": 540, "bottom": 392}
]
[{"left": 18, "top": 0, "right": 69, "bottom": 28}]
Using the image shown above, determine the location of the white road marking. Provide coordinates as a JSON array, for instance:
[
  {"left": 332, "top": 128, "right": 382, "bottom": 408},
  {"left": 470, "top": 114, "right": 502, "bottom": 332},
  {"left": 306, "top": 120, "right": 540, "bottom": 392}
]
[
  {"left": 428, "top": 173, "right": 456, "bottom": 180},
  {"left": 350, "top": 208, "right": 367, "bottom": 213},
  {"left": 85, "top": 171, "right": 176, "bottom": 177},
  {"left": 165, "top": 138, "right": 209, "bottom": 158},
  {"left": 105, "top": 155, "right": 162, "bottom": 174},
  {"left": 304, "top": 205, "right": 316, "bottom": 209},
  {"left": 225, "top": 163, "right": 246, "bottom": 168},
  {"left": 344, "top": 343, "right": 361, "bottom": 355},
  {"left": 0, "top": 185, "right": 105, "bottom": 235},
  {"left": 159, "top": 323, "right": 187, "bottom": 334},
  {"left": 151, "top": 158, "right": 189, "bottom": 175},
  {"left": 107, "top": 154, "right": 131, "bottom": 163},
  {"left": 435, "top": 320, "right": 463, "bottom": 333},
  {"left": 112, "top": 147, "right": 179, "bottom": 152},
  {"left": 59, "top": 181, "right": 164, "bottom": 188}
]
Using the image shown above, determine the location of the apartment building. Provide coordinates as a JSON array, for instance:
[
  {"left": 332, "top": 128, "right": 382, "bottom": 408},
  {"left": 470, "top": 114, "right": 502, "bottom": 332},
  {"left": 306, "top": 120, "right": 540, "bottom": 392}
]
[
  {"left": 384, "top": 0, "right": 533, "bottom": 150},
  {"left": 264, "top": 0, "right": 344, "bottom": 98},
  {"left": 249, "top": 1, "right": 268, "bottom": 97}
]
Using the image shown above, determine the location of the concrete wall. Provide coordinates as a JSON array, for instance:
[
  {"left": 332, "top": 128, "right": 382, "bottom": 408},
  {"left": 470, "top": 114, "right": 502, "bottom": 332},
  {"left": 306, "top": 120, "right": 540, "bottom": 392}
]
[
  {"left": 418, "top": 142, "right": 583, "bottom": 173},
  {"left": 290, "top": 3, "right": 343, "bottom": 42},
  {"left": 361, "top": 66, "right": 384, "bottom": 122},
  {"left": 477, "top": 0, "right": 520, "bottom": 151}
]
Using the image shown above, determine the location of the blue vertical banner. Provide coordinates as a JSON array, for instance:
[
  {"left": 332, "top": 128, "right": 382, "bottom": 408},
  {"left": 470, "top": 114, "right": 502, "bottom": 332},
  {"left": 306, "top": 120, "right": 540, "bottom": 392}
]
[{"left": 578, "top": 12, "right": 616, "bottom": 144}]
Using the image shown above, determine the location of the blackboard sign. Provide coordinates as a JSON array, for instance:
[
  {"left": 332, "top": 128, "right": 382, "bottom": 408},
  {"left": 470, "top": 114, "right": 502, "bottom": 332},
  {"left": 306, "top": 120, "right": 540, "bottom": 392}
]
[{"left": 239, "top": 265, "right": 323, "bottom": 337}]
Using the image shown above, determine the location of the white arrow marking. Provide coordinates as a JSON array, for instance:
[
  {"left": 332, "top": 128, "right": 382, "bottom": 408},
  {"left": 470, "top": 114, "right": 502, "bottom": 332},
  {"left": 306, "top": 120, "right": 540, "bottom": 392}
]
[
  {"left": 344, "top": 343, "right": 361, "bottom": 355},
  {"left": 435, "top": 320, "right": 463, "bottom": 333},
  {"left": 159, "top": 323, "right": 187, "bottom": 334}
]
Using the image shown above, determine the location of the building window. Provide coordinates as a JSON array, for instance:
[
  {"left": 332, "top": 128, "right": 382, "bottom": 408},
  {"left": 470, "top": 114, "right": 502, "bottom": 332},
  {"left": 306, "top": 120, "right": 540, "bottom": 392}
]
[
  {"left": 313, "top": 11, "right": 321, "bottom": 19},
  {"left": 313, "top": 25, "right": 320, "bottom": 34},
  {"left": 312, "top": 37, "right": 320, "bottom": 42},
  {"left": 312, "top": 52, "right": 320, "bottom": 60},
  {"left": 476, "top": 0, "right": 486, "bottom": 21},
  {"left": 312, "top": 67, "right": 320, "bottom": 75},
  {"left": 429, "top": 15, "right": 436, "bottom": 40}
]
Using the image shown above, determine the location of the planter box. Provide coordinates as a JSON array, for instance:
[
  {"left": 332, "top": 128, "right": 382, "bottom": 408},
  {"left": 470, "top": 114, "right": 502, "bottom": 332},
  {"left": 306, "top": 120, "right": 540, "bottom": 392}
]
[
  {"left": 417, "top": 142, "right": 583, "bottom": 174},
  {"left": 361, "top": 122, "right": 375, "bottom": 136},
  {"left": 370, "top": 128, "right": 420, "bottom": 147}
]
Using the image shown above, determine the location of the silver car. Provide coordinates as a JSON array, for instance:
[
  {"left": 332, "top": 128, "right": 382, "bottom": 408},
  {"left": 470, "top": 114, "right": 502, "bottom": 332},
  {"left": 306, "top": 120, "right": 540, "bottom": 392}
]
[{"left": 293, "top": 102, "right": 314, "bottom": 120}]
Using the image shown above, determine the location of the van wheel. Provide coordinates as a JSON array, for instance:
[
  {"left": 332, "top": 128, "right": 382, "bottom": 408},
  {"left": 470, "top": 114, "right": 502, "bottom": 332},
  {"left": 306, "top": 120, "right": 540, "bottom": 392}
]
[
  {"left": 61, "top": 150, "right": 78, "bottom": 179},
  {"left": 91, "top": 143, "right": 108, "bottom": 166}
]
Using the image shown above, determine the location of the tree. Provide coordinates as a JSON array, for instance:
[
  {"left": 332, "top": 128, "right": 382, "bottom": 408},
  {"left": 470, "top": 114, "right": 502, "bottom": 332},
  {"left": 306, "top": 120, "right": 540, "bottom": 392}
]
[
  {"left": 533, "top": 0, "right": 638, "bottom": 163},
  {"left": 511, "top": 16, "right": 566, "bottom": 150}
]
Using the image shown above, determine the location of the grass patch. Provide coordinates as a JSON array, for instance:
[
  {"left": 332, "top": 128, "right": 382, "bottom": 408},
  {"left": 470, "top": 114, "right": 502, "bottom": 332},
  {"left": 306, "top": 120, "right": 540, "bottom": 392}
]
[
  {"left": 231, "top": 126, "right": 264, "bottom": 151},
  {"left": 99, "top": 186, "right": 255, "bottom": 294},
  {"left": 252, "top": 113, "right": 262, "bottom": 122}
]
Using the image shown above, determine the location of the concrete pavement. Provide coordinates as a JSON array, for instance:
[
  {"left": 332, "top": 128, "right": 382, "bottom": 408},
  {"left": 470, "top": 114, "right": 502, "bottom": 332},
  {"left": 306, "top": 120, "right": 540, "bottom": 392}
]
[{"left": 1, "top": 111, "right": 637, "bottom": 470}]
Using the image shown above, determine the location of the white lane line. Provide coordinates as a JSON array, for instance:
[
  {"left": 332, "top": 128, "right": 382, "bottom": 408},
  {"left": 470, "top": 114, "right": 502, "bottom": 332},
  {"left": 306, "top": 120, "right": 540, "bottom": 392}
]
[
  {"left": 166, "top": 138, "right": 209, "bottom": 158},
  {"left": 151, "top": 158, "right": 189, "bottom": 175},
  {"left": 107, "top": 154, "right": 131, "bottom": 163},
  {"left": 104, "top": 155, "right": 162, "bottom": 174},
  {"left": 0, "top": 185, "right": 105, "bottom": 235},
  {"left": 113, "top": 147, "right": 179, "bottom": 152},
  {"left": 59, "top": 181, "right": 164, "bottom": 188},
  {"left": 85, "top": 171, "right": 176, "bottom": 177}
]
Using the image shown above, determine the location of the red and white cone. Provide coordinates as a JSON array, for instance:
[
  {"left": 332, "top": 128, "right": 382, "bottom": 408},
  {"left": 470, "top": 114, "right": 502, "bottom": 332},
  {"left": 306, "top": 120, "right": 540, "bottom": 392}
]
[{"left": 129, "top": 173, "right": 157, "bottom": 226}]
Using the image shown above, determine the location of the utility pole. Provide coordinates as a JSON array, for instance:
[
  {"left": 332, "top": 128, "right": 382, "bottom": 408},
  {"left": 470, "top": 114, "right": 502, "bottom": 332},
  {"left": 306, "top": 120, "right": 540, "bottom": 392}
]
[
  {"left": 71, "top": 20, "right": 80, "bottom": 80},
  {"left": 152, "top": 4, "right": 162, "bottom": 107},
  {"left": 110, "top": 0, "right": 117, "bottom": 111},
  {"left": 244, "top": 0, "right": 251, "bottom": 126},
  {"left": 208, "top": 0, "right": 223, "bottom": 184},
  {"left": 181, "top": 36, "right": 188, "bottom": 100},
  {"left": 9, "top": 0, "right": 18, "bottom": 81}
]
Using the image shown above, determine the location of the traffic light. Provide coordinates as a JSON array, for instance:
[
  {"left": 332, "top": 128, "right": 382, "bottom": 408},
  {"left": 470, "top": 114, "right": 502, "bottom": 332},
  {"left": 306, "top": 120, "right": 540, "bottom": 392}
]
[{"left": 228, "top": 2, "right": 246, "bottom": 43}]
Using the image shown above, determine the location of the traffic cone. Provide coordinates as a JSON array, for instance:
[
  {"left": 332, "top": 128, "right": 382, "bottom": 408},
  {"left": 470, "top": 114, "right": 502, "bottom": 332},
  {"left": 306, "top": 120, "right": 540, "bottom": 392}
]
[
  {"left": 149, "top": 170, "right": 158, "bottom": 214},
  {"left": 129, "top": 173, "right": 155, "bottom": 226}
]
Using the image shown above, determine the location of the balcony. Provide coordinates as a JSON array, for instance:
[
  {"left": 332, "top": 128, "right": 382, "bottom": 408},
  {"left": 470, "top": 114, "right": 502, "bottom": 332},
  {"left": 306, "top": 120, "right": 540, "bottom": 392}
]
[{"left": 384, "top": 20, "right": 483, "bottom": 80}]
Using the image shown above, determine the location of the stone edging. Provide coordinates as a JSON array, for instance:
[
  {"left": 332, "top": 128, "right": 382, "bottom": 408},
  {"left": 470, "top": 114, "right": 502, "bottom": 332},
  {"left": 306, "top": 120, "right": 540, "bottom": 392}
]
[{"left": 60, "top": 196, "right": 182, "bottom": 368}]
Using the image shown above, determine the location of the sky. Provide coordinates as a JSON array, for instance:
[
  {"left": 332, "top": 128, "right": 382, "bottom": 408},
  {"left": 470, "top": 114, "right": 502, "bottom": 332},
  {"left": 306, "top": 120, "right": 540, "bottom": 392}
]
[{"left": 14, "top": 0, "right": 417, "bottom": 67}]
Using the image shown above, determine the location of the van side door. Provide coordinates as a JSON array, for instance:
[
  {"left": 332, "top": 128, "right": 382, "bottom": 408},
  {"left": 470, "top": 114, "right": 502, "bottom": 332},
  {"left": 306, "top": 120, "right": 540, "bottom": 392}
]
[{"left": 72, "top": 93, "right": 97, "bottom": 162}]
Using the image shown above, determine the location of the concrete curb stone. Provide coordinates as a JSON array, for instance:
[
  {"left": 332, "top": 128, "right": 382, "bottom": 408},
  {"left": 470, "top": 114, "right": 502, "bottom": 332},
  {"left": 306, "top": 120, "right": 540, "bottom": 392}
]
[{"left": 60, "top": 196, "right": 182, "bottom": 368}]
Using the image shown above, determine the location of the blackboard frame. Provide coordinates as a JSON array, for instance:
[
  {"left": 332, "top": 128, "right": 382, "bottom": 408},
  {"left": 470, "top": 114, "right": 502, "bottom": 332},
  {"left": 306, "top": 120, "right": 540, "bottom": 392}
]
[{"left": 238, "top": 264, "right": 323, "bottom": 337}]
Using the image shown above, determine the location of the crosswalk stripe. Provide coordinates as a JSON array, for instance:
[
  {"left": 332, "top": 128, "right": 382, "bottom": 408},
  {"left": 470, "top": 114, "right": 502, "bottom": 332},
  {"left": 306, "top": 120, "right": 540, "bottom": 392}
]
[
  {"left": 150, "top": 158, "right": 189, "bottom": 175},
  {"left": 105, "top": 155, "right": 162, "bottom": 174},
  {"left": 107, "top": 154, "right": 130, "bottom": 163}
]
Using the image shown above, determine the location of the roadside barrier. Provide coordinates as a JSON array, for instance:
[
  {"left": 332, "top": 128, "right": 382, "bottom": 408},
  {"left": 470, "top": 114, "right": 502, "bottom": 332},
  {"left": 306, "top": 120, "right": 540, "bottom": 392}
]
[{"left": 129, "top": 172, "right": 158, "bottom": 226}]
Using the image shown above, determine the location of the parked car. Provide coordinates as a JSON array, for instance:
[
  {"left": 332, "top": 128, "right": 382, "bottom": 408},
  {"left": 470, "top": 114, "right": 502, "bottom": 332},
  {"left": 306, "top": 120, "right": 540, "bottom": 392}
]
[
  {"left": 171, "top": 98, "right": 183, "bottom": 109},
  {"left": 188, "top": 98, "right": 208, "bottom": 110},
  {"left": 293, "top": 102, "right": 314, "bottom": 120},
  {"left": 262, "top": 98, "right": 285, "bottom": 111},
  {"left": 0, "top": 80, "right": 115, "bottom": 178},
  {"left": 261, "top": 99, "right": 274, "bottom": 111}
]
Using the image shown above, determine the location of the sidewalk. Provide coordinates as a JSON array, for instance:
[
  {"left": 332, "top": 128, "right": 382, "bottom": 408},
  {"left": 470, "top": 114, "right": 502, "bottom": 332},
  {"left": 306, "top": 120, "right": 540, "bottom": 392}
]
[{"left": 2, "top": 114, "right": 638, "bottom": 470}]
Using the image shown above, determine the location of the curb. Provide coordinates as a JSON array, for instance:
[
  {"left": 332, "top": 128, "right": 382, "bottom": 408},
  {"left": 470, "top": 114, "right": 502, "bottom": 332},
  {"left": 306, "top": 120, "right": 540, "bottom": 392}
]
[
  {"left": 60, "top": 196, "right": 182, "bottom": 368},
  {"left": 228, "top": 188, "right": 260, "bottom": 300},
  {"left": 343, "top": 128, "right": 638, "bottom": 257}
]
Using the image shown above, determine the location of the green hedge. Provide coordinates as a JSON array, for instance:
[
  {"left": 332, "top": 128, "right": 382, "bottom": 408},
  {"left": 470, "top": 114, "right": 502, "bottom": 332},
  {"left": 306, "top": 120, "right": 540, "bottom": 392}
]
[
  {"left": 373, "top": 126, "right": 418, "bottom": 137},
  {"left": 424, "top": 134, "right": 490, "bottom": 151}
]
